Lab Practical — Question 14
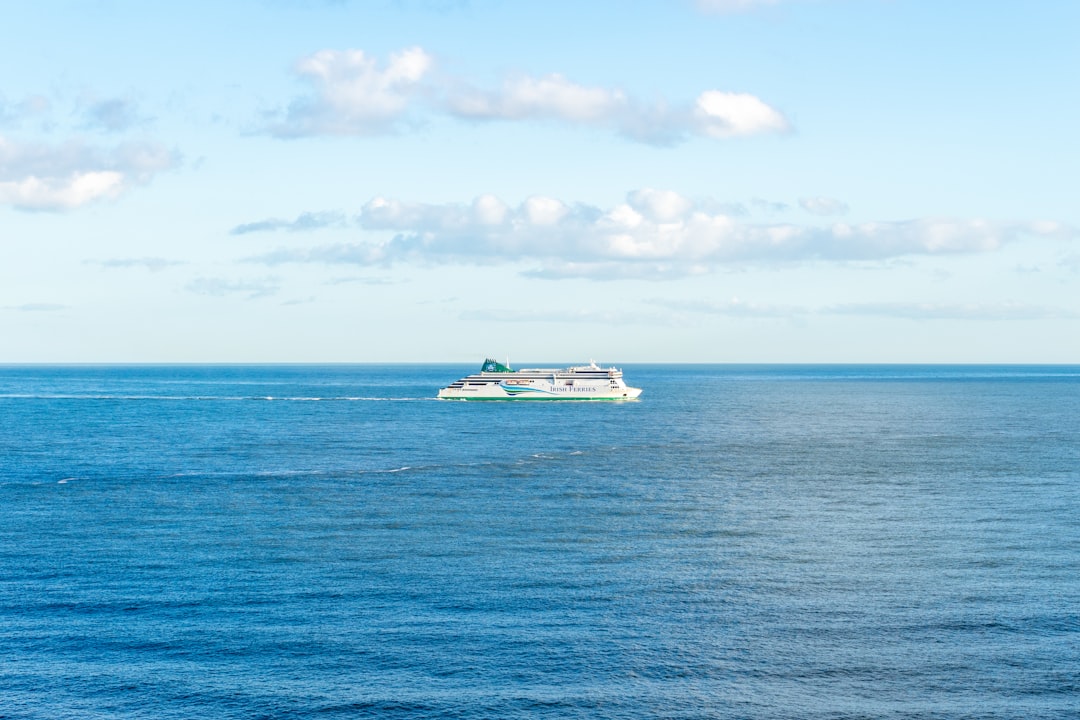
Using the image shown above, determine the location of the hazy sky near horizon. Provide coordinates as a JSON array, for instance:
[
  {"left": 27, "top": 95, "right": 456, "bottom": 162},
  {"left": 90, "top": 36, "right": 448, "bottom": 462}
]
[{"left": 2, "top": 0, "right": 1078, "bottom": 362}]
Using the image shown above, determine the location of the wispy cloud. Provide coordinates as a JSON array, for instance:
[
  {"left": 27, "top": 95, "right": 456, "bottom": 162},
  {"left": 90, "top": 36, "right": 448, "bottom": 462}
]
[
  {"left": 324, "top": 275, "right": 401, "bottom": 286},
  {"left": 648, "top": 296, "right": 804, "bottom": 318},
  {"left": 0, "top": 94, "right": 50, "bottom": 127},
  {"left": 823, "top": 302, "right": 1080, "bottom": 321},
  {"left": 267, "top": 47, "right": 790, "bottom": 145},
  {"left": 186, "top": 277, "right": 281, "bottom": 299},
  {"left": 230, "top": 211, "right": 348, "bottom": 235},
  {"left": 460, "top": 307, "right": 672, "bottom": 324},
  {"left": 1060, "top": 253, "right": 1080, "bottom": 273},
  {"left": 649, "top": 297, "right": 1080, "bottom": 321},
  {"left": 751, "top": 197, "right": 791, "bottom": 215},
  {"left": 247, "top": 189, "right": 1075, "bottom": 280},
  {"left": 92, "top": 257, "right": 185, "bottom": 272},
  {"left": 0, "top": 136, "right": 176, "bottom": 211},
  {"left": 800, "top": 196, "right": 849, "bottom": 216},
  {"left": 4, "top": 303, "right": 68, "bottom": 312},
  {"left": 695, "top": 0, "right": 790, "bottom": 13},
  {"left": 79, "top": 97, "right": 148, "bottom": 133}
]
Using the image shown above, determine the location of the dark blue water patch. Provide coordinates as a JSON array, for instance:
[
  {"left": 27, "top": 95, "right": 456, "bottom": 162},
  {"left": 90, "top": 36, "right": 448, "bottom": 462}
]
[{"left": 0, "top": 365, "right": 1078, "bottom": 719}]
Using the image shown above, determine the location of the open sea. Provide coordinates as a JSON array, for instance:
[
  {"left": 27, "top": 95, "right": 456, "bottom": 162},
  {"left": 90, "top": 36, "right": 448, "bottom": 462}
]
[{"left": 1, "top": 364, "right": 1078, "bottom": 719}]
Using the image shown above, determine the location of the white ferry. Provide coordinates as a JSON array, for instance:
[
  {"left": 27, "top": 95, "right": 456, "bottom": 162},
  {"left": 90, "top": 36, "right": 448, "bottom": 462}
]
[{"left": 438, "top": 359, "right": 642, "bottom": 400}]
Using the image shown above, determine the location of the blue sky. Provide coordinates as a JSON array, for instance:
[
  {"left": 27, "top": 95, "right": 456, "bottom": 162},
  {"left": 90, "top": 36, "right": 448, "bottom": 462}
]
[{"left": 2, "top": 0, "right": 1078, "bottom": 362}]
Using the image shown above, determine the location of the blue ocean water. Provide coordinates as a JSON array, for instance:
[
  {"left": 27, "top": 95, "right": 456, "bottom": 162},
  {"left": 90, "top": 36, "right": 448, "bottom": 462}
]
[{"left": 1, "top": 364, "right": 1078, "bottom": 719}]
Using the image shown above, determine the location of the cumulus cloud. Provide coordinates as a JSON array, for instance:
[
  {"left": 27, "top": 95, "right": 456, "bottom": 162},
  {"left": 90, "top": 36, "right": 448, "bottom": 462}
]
[
  {"left": 269, "top": 47, "right": 789, "bottom": 144},
  {"left": 230, "top": 211, "right": 348, "bottom": 235},
  {"left": 270, "top": 47, "right": 434, "bottom": 137},
  {"left": 0, "top": 136, "right": 175, "bottom": 211},
  {"left": 693, "top": 91, "right": 789, "bottom": 138},
  {"left": 246, "top": 189, "right": 1075, "bottom": 279}
]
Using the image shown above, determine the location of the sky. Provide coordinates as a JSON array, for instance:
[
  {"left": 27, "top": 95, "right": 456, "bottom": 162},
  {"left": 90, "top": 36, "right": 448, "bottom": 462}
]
[{"left": 2, "top": 0, "right": 1078, "bottom": 363}]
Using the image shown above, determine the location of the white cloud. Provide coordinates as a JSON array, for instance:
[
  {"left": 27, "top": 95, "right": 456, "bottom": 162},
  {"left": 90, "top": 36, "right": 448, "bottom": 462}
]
[
  {"left": 628, "top": 188, "right": 694, "bottom": 222},
  {"left": 694, "top": 91, "right": 790, "bottom": 138},
  {"left": 0, "top": 136, "right": 175, "bottom": 211},
  {"left": 0, "top": 171, "right": 125, "bottom": 210},
  {"left": 522, "top": 196, "right": 569, "bottom": 225},
  {"left": 270, "top": 47, "right": 789, "bottom": 144},
  {"left": 446, "top": 74, "right": 627, "bottom": 122},
  {"left": 247, "top": 189, "right": 1075, "bottom": 279},
  {"left": 472, "top": 194, "right": 510, "bottom": 225},
  {"left": 272, "top": 47, "right": 434, "bottom": 136}
]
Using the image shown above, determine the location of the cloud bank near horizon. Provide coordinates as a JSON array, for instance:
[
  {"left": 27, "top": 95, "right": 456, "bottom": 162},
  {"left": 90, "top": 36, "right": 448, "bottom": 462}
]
[
  {"left": 243, "top": 189, "right": 1074, "bottom": 279},
  {"left": 268, "top": 47, "right": 790, "bottom": 144}
]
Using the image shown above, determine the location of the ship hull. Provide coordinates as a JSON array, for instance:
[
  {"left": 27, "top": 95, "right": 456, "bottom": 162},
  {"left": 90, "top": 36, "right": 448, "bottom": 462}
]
[{"left": 437, "top": 363, "right": 641, "bottom": 401}]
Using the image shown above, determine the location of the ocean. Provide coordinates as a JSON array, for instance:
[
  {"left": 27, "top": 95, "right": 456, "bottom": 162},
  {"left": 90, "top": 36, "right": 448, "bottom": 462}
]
[{"left": 1, "top": 364, "right": 1077, "bottom": 719}]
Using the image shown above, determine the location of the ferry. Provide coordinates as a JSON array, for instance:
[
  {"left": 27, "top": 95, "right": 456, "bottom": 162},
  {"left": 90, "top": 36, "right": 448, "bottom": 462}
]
[{"left": 438, "top": 359, "right": 642, "bottom": 400}]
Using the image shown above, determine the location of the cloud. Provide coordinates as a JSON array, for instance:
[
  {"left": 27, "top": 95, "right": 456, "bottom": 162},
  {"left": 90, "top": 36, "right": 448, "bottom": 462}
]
[
  {"left": 751, "top": 197, "right": 791, "bottom": 214},
  {"left": 270, "top": 47, "right": 434, "bottom": 137},
  {"left": 0, "top": 94, "right": 50, "bottom": 127},
  {"left": 247, "top": 189, "right": 1075, "bottom": 279},
  {"left": 80, "top": 97, "right": 146, "bottom": 133},
  {"left": 649, "top": 297, "right": 1080, "bottom": 321},
  {"left": 230, "top": 211, "right": 348, "bottom": 235},
  {"left": 4, "top": 303, "right": 68, "bottom": 312},
  {"left": 800, "top": 196, "right": 849, "bottom": 216},
  {"left": 324, "top": 275, "right": 401, "bottom": 286},
  {"left": 648, "top": 296, "right": 804, "bottom": 318},
  {"left": 93, "top": 257, "right": 185, "bottom": 272},
  {"left": 693, "top": 91, "right": 789, "bottom": 138},
  {"left": 0, "top": 136, "right": 175, "bottom": 211},
  {"left": 823, "top": 302, "right": 1080, "bottom": 321},
  {"left": 269, "top": 47, "right": 789, "bottom": 144},
  {"left": 446, "top": 73, "right": 627, "bottom": 123},
  {"left": 460, "top": 307, "right": 672, "bottom": 324},
  {"left": 695, "top": 0, "right": 787, "bottom": 12},
  {"left": 186, "top": 277, "right": 281, "bottom": 299}
]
